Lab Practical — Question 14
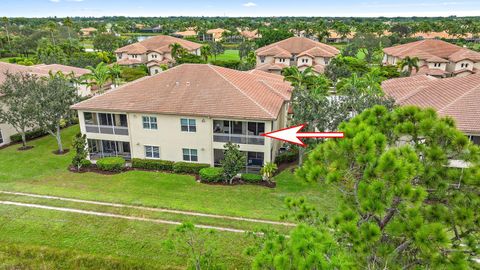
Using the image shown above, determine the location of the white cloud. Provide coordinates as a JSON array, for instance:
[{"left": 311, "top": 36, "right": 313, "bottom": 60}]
[{"left": 243, "top": 2, "right": 257, "bottom": 7}]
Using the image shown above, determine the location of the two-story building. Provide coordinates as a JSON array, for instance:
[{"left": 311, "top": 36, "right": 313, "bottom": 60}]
[
  {"left": 71, "top": 64, "right": 293, "bottom": 173},
  {"left": 114, "top": 35, "right": 202, "bottom": 75},
  {"left": 383, "top": 39, "right": 480, "bottom": 78},
  {"left": 0, "top": 62, "right": 90, "bottom": 147},
  {"left": 255, "top": 37, "right": 340, "bottom": 75},
  {"left": 382, "top": 74, "right": 480, "bottom": 145}
]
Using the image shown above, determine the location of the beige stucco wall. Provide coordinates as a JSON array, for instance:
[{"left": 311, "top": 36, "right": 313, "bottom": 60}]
[
  {"left": 274, "top": 58, "right": 290, "bottom": 65},
  {"left": 256, "top": 56, "right": 274, "bottom": 67},
  {"left": 454, "top": 60, "right": 474, "bottom": 71},
  {"left": 0, "top": 122, "right": 17, "bottom": 146},
  {"left": 147, "top": 52, "right": 164, "bottom": 62},
  {"left": 427, "top": 62, "right": 447, "bottom": 70},
  {"left": 297, "top": 56, "right": 313, "bottom": 66}
]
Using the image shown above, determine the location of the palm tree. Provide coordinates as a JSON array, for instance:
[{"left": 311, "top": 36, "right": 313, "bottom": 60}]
[
  {"left": 46, "top": 21, "right": 58, "bottom": 46},
  {"left": 281, "top": 66, "right": 317, "bottom": 89},
  {"left": 2, "top": 17, "right": 11, "bottom": 48},
  {"left": 200, "top": 45, "right": 212, "bottom": 62},
  {"left": 63, "top": 17, "right": 74, "bottom": 39},
  {"left": 109, "top": 63, "right": 122, "bottom": 87},
  {"left": 398, "top": 56, "right": 419, "bottom": 75},
  {"left": 82, "top": 62, "right": 112, "bottom": 93},
  {"left": 169, "top": 43, "right": 184, "bottom": 60}
]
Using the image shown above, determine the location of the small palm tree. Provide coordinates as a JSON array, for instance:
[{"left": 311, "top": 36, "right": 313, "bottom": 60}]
[
  {"left": 200, "top": 45, "right": 212, "bottom": 62},
  {"left": 82, "top": 62, "right": 111, "bottom": 93},
  {"left": 281, "top": 66, "right": 316, "bottom": 89},
  {"left": 46, "top": 21, "right": 58, "bottom": 46},
  {"left": 63, "top": 17, "right": 74, "bottom": 39},
  {"left": 169, "top": 43, "right": 184, "bottom": 60},
  {"left": 109, "top": 63, "right": 122, "bottom": 87},
  {"left": 2, "top": 17, "right": 11, "bottom": 48},
  {"left": 398, "top": 56, "right": 419, "bottom": 76},
  {"left": 260, "top": 162, "right": 278, "bottom": 182}
]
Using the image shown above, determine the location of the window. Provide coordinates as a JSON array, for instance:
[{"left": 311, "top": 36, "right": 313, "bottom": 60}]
[
  {"left": 260, "top": 56, "right": 265, "bottom": 63},
  {"left": 117, "top": 54, "right": 122, "bottom": 59},
  {"left": 461, "top": 63, "right": 469, "bottom": 68},
  {"left": 301, "top": 58, "right": 309, "bottom": 64},
  {"left": 132, "top": 54, "right": 137, "bottom": 59},
  {"left": 99, "top": 113, "right": 113, "bottom": 126},
  {"left": 183, "top": 148, "right": 198, "bottom": 162},
  {"left": 145, "top": 146, "right": 160, "bottom": 159},
  {"left": 325, "top": 58, "right": 330, "bottom": 64},
  {"left": 279, "top": 58, "right": 286, "bottom": 63},
  {"left": 84, "top": 112, "right": 94, "bottom": 124},
  {"left": 181, "top": 118, "right": 196, "bottom": 132},
  {"left": 0, "top": 129, "right": 3, "bottom": 144},
  {"left": 143, "top": 116, "right": 158, "bottom": 130},
  {"left": 247, "top": 122, "right": 265, "bottom": 136},
  {"left": 433, "top": 63, "right": 441, "bottom": 67},
  {"left": 152, "top": 54, "right": 157, "bottom": 59}
]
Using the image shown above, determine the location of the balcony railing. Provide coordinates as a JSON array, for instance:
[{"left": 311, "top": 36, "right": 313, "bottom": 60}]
[
  {"left": 213, "top": 133, "right": 264, "bottom": 145},
  {"left": 89, "top": 152, "right": 131, "bottom": 160},
  {"left": 85, "top": 124, "right": 129, "bottom": 136}
]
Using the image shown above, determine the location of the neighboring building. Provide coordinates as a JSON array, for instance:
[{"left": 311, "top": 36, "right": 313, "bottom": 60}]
[
  {"left": 382, "top": 74, "right": 480, "bottom": 144},
  {"left": 71, "top": 64, "right": 293, "bottom": 172},
  {"left": 114, "top": 35, "right": 202, "bottom": 75},
  {"left": 255, "top": 37, "right": 340, "bottom": 75},
  {"left": 382, "top": 39, "right": 480, "bottom": 78},
  {"left": 80, "top": 27, "right": 97, "bottom": 36},
  {"left": 239, "top": 28, "right": 260, "bottom": 40},
  {"left": 326, "top": 30, "right": 354, "bottom": 43},
  {"left": 0, "top": 62, "right": 90, "bottom": 147},
  {"left": 204, "top": 28, "right": 227, "bottom": 42},
  {"left": 173, "top": 29, "right": 197, "bottom": 39}
]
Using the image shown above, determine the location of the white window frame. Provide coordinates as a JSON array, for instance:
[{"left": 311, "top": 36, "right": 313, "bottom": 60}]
[
  {"left": 180, "top": 118, "right": 196, "bottom": 132},
  {"left": 143, "top": 116, "right": 158, "bottom": 130},
  {"left": 182, "top": 148, "right": 198, "bottom": 162},
  {"left": 144, "top": 145, "right": 160, "bottom": 159}
]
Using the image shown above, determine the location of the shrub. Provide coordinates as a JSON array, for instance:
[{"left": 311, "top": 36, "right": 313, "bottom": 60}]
[
  {"left": 199, "top": 167, "right": 224, "bottom": 182},
  {"left": 173, "top": 162, "right": 210, "bottom": 174},
  {"left": 131, "top": 158, "right": 174, "bottom": 171},
  {"left": 10, "top": 128, "right": 48, "bottom": 143},
  {"left": 96, "top": 157, "right": 125, "bottom": 172},
  {"left": 81, "top": 159, "right": 92, "bottom": 167},
  {"left": 241, "top": 173, "right": 263, "bottom": 183},
  {"left": 274, "top": 149, "right": 299, "bottom": 164}
]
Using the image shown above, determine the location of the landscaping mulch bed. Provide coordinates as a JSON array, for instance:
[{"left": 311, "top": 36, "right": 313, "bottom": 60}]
[
  {"left": 52, "top": 149, "right": 70, "bottom": 155},
  {"left": 17, "top": 146, "right": 34, "bottom": 151},
  {"left": 199, "top": 177, "right": 276, "bottom": 188}
]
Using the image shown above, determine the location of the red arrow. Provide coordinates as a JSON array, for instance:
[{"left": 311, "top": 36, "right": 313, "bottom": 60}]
[{"left": 261, "top": 124, "right": 344, "bottom": 147}]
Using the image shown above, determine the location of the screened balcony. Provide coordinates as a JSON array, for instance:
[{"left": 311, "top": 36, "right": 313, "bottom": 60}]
[
  {"left": 87, "top": 139, "right": 131, "bottom": 160},
  {"left": 213, "top": 120, "right": 265, "bottom": 145},
  {"left": 84, "top": 112, "right": 129, "bottom": 136}
]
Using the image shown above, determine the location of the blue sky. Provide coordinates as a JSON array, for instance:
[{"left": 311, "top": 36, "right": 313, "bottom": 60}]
[{"left": 1, "top": 0, "right": 480, "bottom": 17}]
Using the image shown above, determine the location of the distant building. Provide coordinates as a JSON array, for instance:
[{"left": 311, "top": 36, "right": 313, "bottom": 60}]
[
  {"left": 80, "top": 27, "right": 97, "bottom": 36},
  {"left": 114, "top": 35, "right": 202, "bottom": 75},
  {"left": 383, "top": 39, "right": 480, "bottom": 78},
  {"left": 382, "top": 74, "right": 480, "bottom": 144},
  {"left": 255, "top": 37, "right": 340, "bottom": 75}
]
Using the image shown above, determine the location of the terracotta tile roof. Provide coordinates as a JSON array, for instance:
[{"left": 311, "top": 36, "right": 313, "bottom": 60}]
[
  {"left": 382, "top": 74, "right": 480, "bottom": 134},
  {"left": 298, "top": 47, "right": 338, "bottom": 58},
  {"left": 146, "top": 59, "right": 170, "bottom": 68},
  {"left": 313, "top": 64, "right": 325, "bottom": 74},
  {"left": 328, "top": 30, "right": 354, "bottom": 39},
  {"left": 116, "top": 58, "right": 143, "bottom": 65},
  {"left": 257, "top": 46, "right": 291, "bottom": 58},
  {"left": 173, "top": 30, "right": 197, "bottom": 37},
  {"left": 207, "top": 28, "right": 226, "bottom": 34},
  {"left": 32, "top": 64, "right": 90, "bottom": 77},
  {"left": 0, "top": 62, "right": 90, "bottom": 97},
  {"left": 425, "top": 56, "right": 450, "bottom": 63},
  {"left": 383, "top": 39, "right": 480, "bottom": 63},
  {"left": 413, "top": 31, "right": 454, "bottom": 39},
  {"left": 239, "top": 29, "right": 260, "bottom": 39},
  {"left": 413, "top": 66, "right": 450, "bottom": 76},
  {"left": 256, "top": 37, "right": 339, "bottom": 58},
  {"left": 71, "top": 64, "right": 292, "bottom": 120},
  {"left": 115, "top": 35, "right": 201, "bottom": 54}
]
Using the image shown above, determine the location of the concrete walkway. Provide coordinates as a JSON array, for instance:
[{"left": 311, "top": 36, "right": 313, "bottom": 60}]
[
  {"left": 0, "top": 200, "right": 260, "bottom": 234},
  {"left": 0, "top": 190, "right": 296, "bottom": 227}
]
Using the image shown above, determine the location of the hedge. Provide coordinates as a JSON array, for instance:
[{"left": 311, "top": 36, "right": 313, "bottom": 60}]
[
  {"left": 241, "top": 173, "right": 263, "bottom": 183},
  {"left": 96, "top": 157, "right": 125, "bottom": 172},
  {"left": 9, "top": 118, "right": 79, "bottom": 143},
  {"left": 131, "top": 158, "right": 174, "bottom": 171},
  {"left": 199, "top": 167, "right": 224, "bottom": 182},
  {"left": 173, "top": 162, "right": 210, "bottom": 174}
]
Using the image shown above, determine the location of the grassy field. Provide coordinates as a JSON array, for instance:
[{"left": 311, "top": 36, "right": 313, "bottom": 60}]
[
  {"left": 209, "top": 49, "right": 240, "bottom": 61},
  {"left": 0, "top": 125, "right": 339, "bottom": 268}
]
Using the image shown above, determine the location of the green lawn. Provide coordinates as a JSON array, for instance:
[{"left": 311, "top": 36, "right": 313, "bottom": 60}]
[
  {"left": 0, "top": 57, "right": 15, "bottom": 63},
  {"left": 0, "top": 125, "right": 339, "bottom": 268},
  {"left": 209, "top": 49, "right": 240, "bottom": 62},
  {"left": 0, "top": 125, "right": 339, "bottom": 221}
]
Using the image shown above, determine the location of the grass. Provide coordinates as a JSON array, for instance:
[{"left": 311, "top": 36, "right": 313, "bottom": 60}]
[
  {"left": 0, "top": 205, "right": 254, "bottom": 269},
  {"left": 0, "top": 125, "right": 340, "bottom": 268},
  {"left": 0, "top": 57, "right": 15, "bottom": 63},
  {"left": 209, "top": 49, "right": 240, "bottom": 62},
  {"left": 0, "top": 125, "right": 339, "bottom": 221}
]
